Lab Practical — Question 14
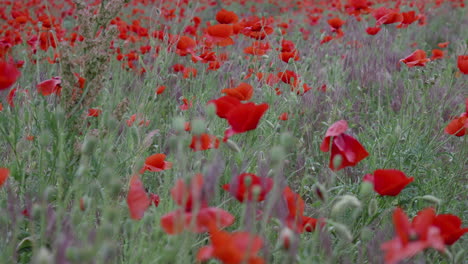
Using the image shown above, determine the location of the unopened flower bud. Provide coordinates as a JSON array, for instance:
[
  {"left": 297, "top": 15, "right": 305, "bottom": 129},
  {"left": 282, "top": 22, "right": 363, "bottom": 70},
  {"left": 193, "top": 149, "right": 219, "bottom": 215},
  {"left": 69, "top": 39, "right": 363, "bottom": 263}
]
[
  {"left": 225, "top": 139, "right": 241, "bottom": 152},
  {"left": 270, "top": 145, "right": 285, "bottom": 165},
  {"left": 359, "top": 181, "right": 374, "bottom": 200},
  {"left": 33, "top": 247, "right": 53, "bottom": 264},
  {"left": 420, "top": 195, "right": 442, "bottom": 206},
  {"left": 279, "top": 227, "right": 295, "bottom": 250},
  {"left": 332, "top": 154, "right": 343, "bottom": 170},
  {"left": 313, "top": 182, "right": 328, "bottom": 202},
  {"left": 81, "top": 135, "right": 98, "bottom": 156},
  {"left": 191, "top": 118, "right": 205, "bottom": 135},
  {"left": 368, "top": 198, "right": 378, "bottom": 216},
  {"left": 172, "top": 116, "right": 186, "bottom": 132},
  {"left": 331, "top": 222, "right": 352, "bottom": 242}
]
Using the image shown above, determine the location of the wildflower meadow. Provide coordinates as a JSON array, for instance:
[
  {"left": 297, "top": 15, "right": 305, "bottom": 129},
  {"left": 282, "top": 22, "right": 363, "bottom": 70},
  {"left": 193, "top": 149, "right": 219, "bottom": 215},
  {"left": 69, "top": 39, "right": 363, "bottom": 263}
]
[{"left": 0, "top": 0, "right": 467, "bottom": 263}]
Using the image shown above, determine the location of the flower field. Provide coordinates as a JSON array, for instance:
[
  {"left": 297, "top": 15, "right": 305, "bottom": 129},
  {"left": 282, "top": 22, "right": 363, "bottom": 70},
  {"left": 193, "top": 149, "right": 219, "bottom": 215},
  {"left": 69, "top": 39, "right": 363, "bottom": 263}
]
[{"left": 0, "top": 0, "right": 467, "bottom": 263}]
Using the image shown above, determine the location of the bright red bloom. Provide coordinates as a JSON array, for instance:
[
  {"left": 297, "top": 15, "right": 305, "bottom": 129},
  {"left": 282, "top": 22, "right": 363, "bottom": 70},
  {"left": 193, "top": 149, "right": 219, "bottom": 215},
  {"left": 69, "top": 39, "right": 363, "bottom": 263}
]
[
  {"left": 445, "top": 98, "right": 468, "bottom": 137},
  {"left": 206, "top": 24, "right": 234, "bottom": 47},
  {"left": 127, "top": 175, "right": 151, "bottom": 220},
  {"left": 366, "top": 26, "right": 381, "bottom": 35},
  {"left": 457, "top": 55, "right": 468, "bottom": 74},
  {"left": 161, "top": 174, "right": 234, "bottom": 235},
  {"left": 278, "top": 112, "right": 288, "bottom": 121},
  {"left": 223, "top": 173, "right": 273, "bottom": 202},
  {"left": 0, "top": 168, "right": 9, "bottom": 187},
  {"left": 0, "top": 60, "right": 20, "bottom": 90},
  {"left": 87, "top": 108, "right": 102, "bottom": 117},
  {"left": 437, "top": 42, "right": 449, "bottom": 48},
  {"left": 37, "top": 77, "right": 61, "bottom": 96},
  {"left": 216, "top": 9, "right": 239, "bottom": 24},
  {"left": 431, "top": 49, "right": 444, "bottom": 60},
  {"left": 382, "top": 208, "right": 445, "bottom": 264},
  {"left": 363, "top": 169, "right": 414, "bottom": 196},
  {"left": 156, "top": 85, "right": 166, "bottom": 95},
  {"left": 221, "top": 82, "right": 253, "bottom": 101},
  {"left": 397, "top": 11, "right": 418, "bottom": 28},
  {"left": 176, "top": 36, "right": 196, "bottom": 56},
  {"left": 223, "top": 102, "right": 269, "bottom": 141},
  {"left": 140, "top": 153, "right": 172, "bottom": 174},
  {"left": 433, "top": 214, "right": 468, "bottom": 245},
  {"left": 328, "top": 17, "right": 345, "bottom": 30},
  {"left": 197, "top": 229, "right": 264, "bottom": 264},
  {"left": 208, "top": 96, "right": 242, "bottom": 119},
  {"left": 400, "top": 49, "right": 430, "bottom": 67},
  {"left": 190, "top": 133, "right": 220, "bottom": 151},
  {"left": 283, "top": 187, "right": 324, "bottom": 233},
  {"left": 320, "top": 120, "right": 369, "bottom": 171}
]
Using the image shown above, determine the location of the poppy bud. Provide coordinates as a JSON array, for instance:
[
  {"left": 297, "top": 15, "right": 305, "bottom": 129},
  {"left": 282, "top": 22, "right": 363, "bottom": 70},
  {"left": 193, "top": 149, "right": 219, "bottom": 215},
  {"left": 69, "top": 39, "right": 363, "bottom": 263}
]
[
  {"left": 368, "top": 198, "right": 378, "bottom": 216},
  {"left": 331, "top": 195, "right": 362, "bottom": 219},
  {"left": 205, "top": 103, "right": 216, "bottom": 119},
  {"left": 173, "top": 116, "right": 186, "bottom": 132},
  {"left": 359, "top": 181, "right": 374, "bottom": 200},
  {"left": 331, "top": 221, "right": 352, "bottom": 242},
  {"left": 312, "top": 182, "right": 328, "bottom": 202},
  {"left": 105, "top": 116, "right": 119, "bottom": 131},
  {"left": 225, "top": 139, "right": 241, "bottom": 152},
  {"left": 32, "top": 203, "right": 43, "bottom": 219},
  {"left": 55, "top": 106, "right": 65, "bottom": 127},
  {"left": 454, "top": 249, "right": 466, "bottom": 264},
  {"left": 270, "top": 145, "right": 285, "bottom": 165},
  {"left": 420, "top": 195, "right": 442, "bottom": 206},
  {"left": 33, "top": 247, "right": 53, "bottom": 264},
  {"left": 332, "top": 154, "right": 343, "bottom": 170},
  {"left": 79, "top": 196, "right": 90, "bottom": 211},
  {"left": 129, "top": 126, "right": 140, "bottom": 145},
  {"left": 81, "top": 135, "right": 98, "bottom": 156},
  {"left": 191, "top": 118, "right": 206, "bottom": 135},
  {"left": 360, "top": 227, "right": 374, "bottom": 242},
  {"left": 279, "top": 132, "right": 295, "bottom": 149},
  {"left": 251, "top": 185, "right": 262, "bottom": 201},
  {"left": 43, "top": 186, "right": 56, "bottom": 202},
  {"left": 38, "top": 130, "right": 51, "bottom": 147},
  {"left": 279, "top": 227, "right": 295, "bottom": 250}
]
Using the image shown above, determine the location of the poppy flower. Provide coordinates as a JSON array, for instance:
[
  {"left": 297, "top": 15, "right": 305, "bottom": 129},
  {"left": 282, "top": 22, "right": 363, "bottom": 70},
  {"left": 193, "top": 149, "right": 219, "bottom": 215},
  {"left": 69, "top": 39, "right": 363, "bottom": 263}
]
[
  {"left": 363, "top": 169, "right": 414, "bottom": 196},
  {"left": 328, "top": 17, "right": 345, "bottom": 32},
  {"left": 444, "top": 98, "right": 468, "bottom": 137},
  {"left": 206, "top": 24, "right": 234, "bottom": 47},
  {"left": 400, "top": 49, "right": 430, "bottom": 68},
  {"left": 216, "top": 9, "right": 239, "bottom": 24},
  {"left": 208, "top": 96, "right": 241, "bottom": 119},
  {"left": 0, "top": 168, "right": 9, "bottom": 187},
  {"left": 140, "top": 153, "right": 172, "bottom": 174},
  {"left": 223, "top": 173, "right": 273, "bottom": 202},
  {"left": 0, "top": 60, "right": 21, "bottom": 90},
  {"left": 87, "top": 108, "right": 102, "bottom": 117},
  {"left": 431, "top": 49, "right": 444, "bottom": 60},
  {"left": 282, "top": 187, "right": 324, "bottom": 233},
  {"left": 278, "top": 70, "right": 300, "bottom": 88},
  {"left": 432, "top": 214, "right": 468, "bottom": 245},
  {"left": 244, "top": 41, "right": 271, "bottom": 56},
  {"left": 373, "top": 7, "right": 403, "bottom": 26},
  {"left": 397, "top": 11, "right": 418, "bottom": 28},
  {"left": 127, "top": 175, "right": 151, "bottom": 220},
  {"left": 457, "top": 55, "right": 468, "bottom": 74},
  {"left": 278, "top": 112, "right": 288, "bottom": 121},
  {"left": 161, "top": 174, "right": 234, "bottom": 235},
  {"left": 221, "top": 83, "right": 253, "bottom": 101},
  {"left": 176, "top": 36, "right": 197, "bottom": 56},
  {"left": 190, "top": 133, "right": 220, "bottom": 151},
  {"left": 37, "top": 77, "right": 61, "bottom": 96},
  {"left": 180, "top": 98, "right": 193, "bottom": 110},
  {"left": 223, "top": 102, "right": 269, "bottom": 142},
  {"left": 381, "top": 208, "right": 445, "bottom": 264},
  {"left": 280, "top": 51, "right": 300, "bottom": 63},
  {"left": 197, "top": 228, "right": 264, "bottom": 264},
  {"left": 437, "top": 42, "right": 449, "bottom": 48},
  {"left": 320, "top": 120, "right": 369, "bottom": 171},
  {"left": 366, "top": 26, "right": 381, "bottom": 35}
]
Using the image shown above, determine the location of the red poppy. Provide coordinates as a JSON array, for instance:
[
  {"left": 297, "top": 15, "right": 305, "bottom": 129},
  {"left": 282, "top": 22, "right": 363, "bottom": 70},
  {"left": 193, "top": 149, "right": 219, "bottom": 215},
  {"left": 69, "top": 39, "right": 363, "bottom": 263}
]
[
  {"left": 197, "top": 228, "right": 264, "bottom": 264},
  {"left": 437, "top": 42, "right": 449, "bottom": 48},
  {"left": 206, "top": 24, "right": 234, "bottom": 47},
  {"left": 180, "top": 98, "right": 193, "bottom": 110},
  {"left": 223, "top": 102, "right": 269, "bottom": 142},
  {"left": 397, "top": 11, "right": 418, "bottom": 28},
  {"left": 283, "top": 187, "right": 324, "bottom": 233},
  {"left": 87, "top": 108, "right": 102, "bottom": 117},
  {"left": 280, "top": 51, "right": 300, "bottom": 63},
  {"left": 161, "top": 174, "right": 234, "bottom": 234},
  {"left": 431, "top": 49, "right": 444, "bottom": 60},
  {"left": 320, "top": 120, "right": 369, "bottom": 171},
  {"left": 382, "top": 208, "right": 445, "bottom": 264},
  {"left": 445, "top": 98, "right": 468, "bottom": 137},
  {"left": 244, "top": 41, "right": 270, "bottom": 56},
  {"left": 156, "top": 85, "right": 166, "bottom": 94},
  {"left": 216, "top": 9, "right": 239, "bottom": 24},
  {"left": 37, "top": 77, "right": 61, "bottom": 96},
  {"left": 366, "top": 26, "right": 381, "bottom": 35},
  {"left": 140, "top": 153, "right": 172, "bottom": 174},
  {"left": 278, "top": 112, "right": 288, "bottom": 121},
  {"left": 457, "top": 55, "right": 468, "bottom": 74},
  {"left": 433, "top": 214, "right": 468, "bottom": 245},
  {"left": 373, "top": 7, "right": 403, "bottom": 26},
  {"left": 363, "top": 169, "right": 414, "bottom": 196},
  {"left": 0, "top": 168, "right": 9, "bottom": 187},
  {"left": 223, "top": 173, "right": 273, "bottom": 202},
  {"left": 176, "top": 36, "right": 196, "bottom": 56},
  {"left": 182, "top": 67, "right": 197, "bottom": 79},
  {"left": 221, "top": 82, "right": 253, "bottom": 101},
  {"left": 400, "top": 49, "right": 430, "bottom": 68},
  {"left": 328, "top": 17, "right": 345, "bottom": 30},
  {"left": 172, "top": 64, "right": 185, "bottom": 72},
  {"left": 208, "top": 96, "right": 241, "bottom": 119},
  {"left": 0, "top": 60, "right": 20, "bottom": 90},
  {"left": 127, "top": 175, "right": 151, "bottom": 220},
  {"left": 190, "top": 133, "right": 220, "bottom": 151}
]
